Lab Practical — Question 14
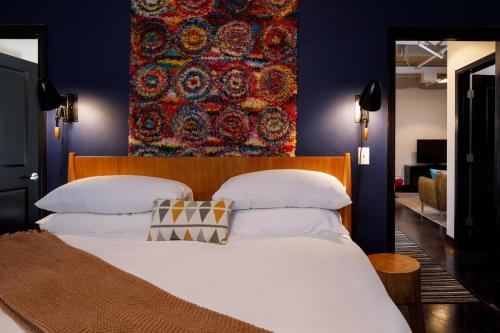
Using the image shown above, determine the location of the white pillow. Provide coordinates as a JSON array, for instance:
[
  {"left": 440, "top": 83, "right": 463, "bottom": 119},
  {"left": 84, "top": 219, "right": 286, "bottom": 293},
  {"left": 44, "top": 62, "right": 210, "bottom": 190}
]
[
  {"left": 230, "top": 208, "right": 348, "bottom": 237},
  {"left": 37, "top": 213, "right": 151, "bottom": 240},
  {"left": 36, "top": 175, "right": 193, "bottom": 214},
  {"left": 213, "top": 169, "right": 351, "bottom": 210}
]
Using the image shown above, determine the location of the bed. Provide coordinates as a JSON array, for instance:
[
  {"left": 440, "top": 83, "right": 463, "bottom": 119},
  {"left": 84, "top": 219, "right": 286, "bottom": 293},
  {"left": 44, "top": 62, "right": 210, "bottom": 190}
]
[{"left": 0, "top": 153, "right": 411, "bottom": 333}]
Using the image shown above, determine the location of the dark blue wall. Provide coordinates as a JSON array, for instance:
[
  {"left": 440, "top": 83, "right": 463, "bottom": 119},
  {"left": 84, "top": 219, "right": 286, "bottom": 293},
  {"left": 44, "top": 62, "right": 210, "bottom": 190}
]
[{"left": 2, "top": 0, "right": 500, "bottom": 253}]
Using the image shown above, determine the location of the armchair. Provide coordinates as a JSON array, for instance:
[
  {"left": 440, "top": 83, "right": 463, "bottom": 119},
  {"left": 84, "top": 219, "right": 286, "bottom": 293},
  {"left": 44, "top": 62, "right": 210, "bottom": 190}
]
[{"left": 418, "top": 172, "right": 447, "bottom": 218}]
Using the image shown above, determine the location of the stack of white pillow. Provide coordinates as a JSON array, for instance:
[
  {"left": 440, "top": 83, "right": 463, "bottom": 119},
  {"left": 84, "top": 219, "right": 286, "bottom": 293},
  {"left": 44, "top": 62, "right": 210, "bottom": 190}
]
[
  {"left": 212, "top": 170, "right": 352, "bottom": 238},
  {"left": 35, "top": 170, "right": 352, "bottom": 240},
  {"left": 35, "top": 176, "right": 193, "bottom": 239}
]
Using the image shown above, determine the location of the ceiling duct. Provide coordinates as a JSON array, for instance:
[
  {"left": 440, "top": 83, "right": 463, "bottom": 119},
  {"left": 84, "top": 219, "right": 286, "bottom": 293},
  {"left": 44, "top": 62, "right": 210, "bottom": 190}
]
[{"left": 421, "top": 70, "right": 438, "bottom": 83}]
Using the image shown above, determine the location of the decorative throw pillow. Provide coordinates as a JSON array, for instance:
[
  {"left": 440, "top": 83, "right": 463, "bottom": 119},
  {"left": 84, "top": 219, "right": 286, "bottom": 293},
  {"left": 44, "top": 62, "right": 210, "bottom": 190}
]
[
  {"left": 430, "top": 168, "right": 447, "bottom": 180},
  {"left": 147, "top": 200, "right": 233, "bottom": 245}
]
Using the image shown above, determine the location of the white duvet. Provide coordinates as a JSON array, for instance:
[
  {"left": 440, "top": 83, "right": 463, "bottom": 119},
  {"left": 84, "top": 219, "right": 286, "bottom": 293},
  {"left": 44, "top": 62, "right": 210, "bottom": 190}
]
[{"left": 0, "top": 232, "right": 410, "bottom": 333}]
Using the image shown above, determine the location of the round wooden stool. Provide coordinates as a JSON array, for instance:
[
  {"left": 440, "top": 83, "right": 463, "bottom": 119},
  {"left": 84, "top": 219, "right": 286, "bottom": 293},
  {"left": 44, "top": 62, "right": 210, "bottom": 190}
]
[{"left": 368, "top": 253, "right": 425, "bottom": 333}]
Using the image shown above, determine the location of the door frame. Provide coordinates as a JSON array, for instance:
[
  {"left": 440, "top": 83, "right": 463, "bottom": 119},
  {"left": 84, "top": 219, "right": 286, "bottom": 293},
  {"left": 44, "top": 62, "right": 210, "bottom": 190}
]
[
  {"left": 455, "top": 54, "right": 495, "bottom": 246},
  {"left": 0, "top": 25, "right": 47, "bottom": 199},
  {"left": 387, "top": 27, "right": 500, "bottom": 251}
]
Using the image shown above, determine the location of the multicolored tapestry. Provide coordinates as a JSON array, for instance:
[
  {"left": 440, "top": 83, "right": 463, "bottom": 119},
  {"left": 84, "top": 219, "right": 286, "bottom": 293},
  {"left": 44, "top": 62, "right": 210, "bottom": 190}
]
[{"left": 129, "top": 0, "right": 298, "bottom": 156}]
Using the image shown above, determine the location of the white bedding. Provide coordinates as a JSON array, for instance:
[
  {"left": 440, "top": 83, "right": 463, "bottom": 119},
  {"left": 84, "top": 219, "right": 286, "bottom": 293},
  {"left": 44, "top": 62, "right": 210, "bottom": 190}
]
[{"left": 0, "top": 231, "right": 410, "bottom": 333}]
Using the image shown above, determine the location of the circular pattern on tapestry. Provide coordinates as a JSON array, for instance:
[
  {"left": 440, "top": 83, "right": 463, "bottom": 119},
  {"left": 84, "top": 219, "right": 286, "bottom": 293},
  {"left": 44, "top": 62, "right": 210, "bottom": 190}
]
[
  {"left": 216, "top": 106, "right": 250, "bottom": 143},
  {"left": 216, "top": 21, "right": 254, "bottom": 57},
  {"left": 259, "top": 65, "right": 294, "bottom": 103},
  {"left": 258, "top": 106, "right": 291, "bottom": 143},
  {"left": 175, "top": 0, "right": 213, "bottom": 16},
  {"left": 262, "top": 0, "right": 297, "bottom": 16},
  {"left": 130, "top": 103, "right": 168, "bottom": 143},
  {"left": 173, "top": 104, "right": 211, "bottom": 143},
  {"left": 175, "top": 63, "right": 212, "bottom": 101},
  {"left": 133, "top": 64, "right": 169, "bottom": 100},
  {"left": 222, "top": 0, "right": 251, "bottom": 14},
  {"left": 261, "top": 25, "right": 296, "bottom": 61},
  {"left": 132, "top": 0, "right": 171, "bottom": 16},
  {"left": 132, "top": 19, "right": 170, "bottom": 59},
  {"left": 218, "top": 64, "right": 253, "bottom": 100},
  {"left": 175, "top": 18, "right": 212, "bottom": 56}
]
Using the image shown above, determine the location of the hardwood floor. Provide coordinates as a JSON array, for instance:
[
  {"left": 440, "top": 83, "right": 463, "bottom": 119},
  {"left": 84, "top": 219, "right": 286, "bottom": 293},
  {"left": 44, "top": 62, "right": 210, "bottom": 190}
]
[{"left": 395, "top": 201, "right": 500, "bottom": 332}]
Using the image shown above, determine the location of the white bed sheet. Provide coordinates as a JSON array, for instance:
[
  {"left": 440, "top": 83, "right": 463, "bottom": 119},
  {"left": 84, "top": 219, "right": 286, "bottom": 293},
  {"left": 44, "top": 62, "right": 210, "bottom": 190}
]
[{"left": 0, "top": 231, "right": 410, "bottom": 333}]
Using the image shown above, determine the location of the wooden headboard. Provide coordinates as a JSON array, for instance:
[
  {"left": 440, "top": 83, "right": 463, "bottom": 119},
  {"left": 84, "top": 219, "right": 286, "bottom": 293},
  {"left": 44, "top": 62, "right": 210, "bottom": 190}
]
[{"left": 68, "top": 153, "right": 352, "bottom": 233}]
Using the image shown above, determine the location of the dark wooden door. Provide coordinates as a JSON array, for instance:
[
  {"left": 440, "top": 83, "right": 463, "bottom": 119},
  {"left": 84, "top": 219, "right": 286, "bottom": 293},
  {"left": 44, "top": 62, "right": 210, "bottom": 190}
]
[
  {"left": 467, "top": 75, "right": 496, "bottom": 245},
  {"left": 0, "top": 52, "right": 39, "bottom": 234}
]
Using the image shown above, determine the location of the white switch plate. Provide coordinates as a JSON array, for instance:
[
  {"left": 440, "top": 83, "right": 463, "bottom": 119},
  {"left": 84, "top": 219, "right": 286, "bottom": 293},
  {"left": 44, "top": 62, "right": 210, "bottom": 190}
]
[{"left": 358, "top": 147, "right": 370, "bottom": 165}]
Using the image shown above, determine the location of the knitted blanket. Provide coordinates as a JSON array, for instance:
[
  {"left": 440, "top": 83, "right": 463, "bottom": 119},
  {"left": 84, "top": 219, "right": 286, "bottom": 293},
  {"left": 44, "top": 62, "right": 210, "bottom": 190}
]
[{"left": 0, "top": 231, "right": 269, "bottom": 333}]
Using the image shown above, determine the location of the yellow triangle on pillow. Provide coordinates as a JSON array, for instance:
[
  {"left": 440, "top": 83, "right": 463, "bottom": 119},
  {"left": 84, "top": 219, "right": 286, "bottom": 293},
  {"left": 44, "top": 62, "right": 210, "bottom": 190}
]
[
  {"left": 172, "top": 209, "right": 183, "bottom": 223},
  {"left": 214, "top": 200, "right": 226, "bottom": 209},
  {"left": 184, "top": 230, "right": 193, "bottom": 241},
  {"left": 214, "top": 209, "right": 225, "bottom": 223},
  {"left": 173, "top": 200, "right": 185, "bottom": 208}
]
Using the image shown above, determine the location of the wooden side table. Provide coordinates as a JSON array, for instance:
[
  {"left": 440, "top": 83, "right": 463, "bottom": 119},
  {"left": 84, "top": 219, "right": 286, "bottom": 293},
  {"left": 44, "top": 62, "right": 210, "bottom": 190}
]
[{"left": 368, "top": 253, "right": 425, "bottom": 333}]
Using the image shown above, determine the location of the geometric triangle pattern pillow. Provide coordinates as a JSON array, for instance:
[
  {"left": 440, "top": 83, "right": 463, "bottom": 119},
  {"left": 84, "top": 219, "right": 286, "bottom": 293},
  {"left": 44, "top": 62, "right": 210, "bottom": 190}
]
[{"left": 147, "top": 200, "right": 233, "bottom": 245}]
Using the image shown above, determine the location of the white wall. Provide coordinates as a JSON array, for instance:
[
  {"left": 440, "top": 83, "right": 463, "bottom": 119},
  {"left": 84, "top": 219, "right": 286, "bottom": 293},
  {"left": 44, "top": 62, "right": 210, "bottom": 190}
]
[
  {"left": 0, "top": 39, "right": 38, "bottom": 63},
  {"left": 395, "top": 88, "right": 447, "bottom": 179},
  {"left": 474, "top": 64, "right": 495, "bottom": 75},
  {"left": 446, "top": 41, "right": 495, "bottom": 238}
]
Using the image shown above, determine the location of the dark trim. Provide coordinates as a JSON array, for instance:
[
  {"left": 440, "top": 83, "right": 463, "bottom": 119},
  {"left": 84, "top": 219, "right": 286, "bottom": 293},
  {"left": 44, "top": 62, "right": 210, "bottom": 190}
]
[
  {"left": 445, "top": 234, "right": 455, "bottom": 247},
  {"left": 387, "top": 27, "right": 500, "bottom": 251},
  {"left": 496, "top": 44, "right": 500, "bottom": 256},
  {"left": 387, "top": 30, "right": 397, "bottom": 253},
  {"left": 388, "top": 27, "right": 500, "bottom": 42},
  {"left": 0, "top": 24, "right": 47, "bottom": 206},
  {"left": 455, "top": 53, "right": 495, "bottom": 75},
  {"left": 455, "top": 67, "right": 469, "bottom": 246},
  {"left": 454, "top": 54, "right": 495, "bottom": 246}
]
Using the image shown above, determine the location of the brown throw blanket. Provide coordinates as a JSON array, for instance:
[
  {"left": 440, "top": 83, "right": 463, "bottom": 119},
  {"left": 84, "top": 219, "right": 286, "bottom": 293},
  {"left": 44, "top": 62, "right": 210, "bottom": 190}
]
[{"left": 0, "top": 231, "right": 270, "bottom": 333}]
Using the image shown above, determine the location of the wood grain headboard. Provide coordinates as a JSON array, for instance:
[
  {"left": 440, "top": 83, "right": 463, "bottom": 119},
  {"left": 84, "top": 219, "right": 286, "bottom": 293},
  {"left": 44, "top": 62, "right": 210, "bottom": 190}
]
[{"left": 68, "top": 153, "right": 352, "bottom": 233}]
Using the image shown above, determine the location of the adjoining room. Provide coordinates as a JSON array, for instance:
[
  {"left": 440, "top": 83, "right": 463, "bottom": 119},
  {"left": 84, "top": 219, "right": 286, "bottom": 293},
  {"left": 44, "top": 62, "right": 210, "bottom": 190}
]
[
  {"left": 390, "top": 31, "right": 500, "bottom": 333},
  {"left": 395, "top": 40, "right": 448, "bottom": 229}
]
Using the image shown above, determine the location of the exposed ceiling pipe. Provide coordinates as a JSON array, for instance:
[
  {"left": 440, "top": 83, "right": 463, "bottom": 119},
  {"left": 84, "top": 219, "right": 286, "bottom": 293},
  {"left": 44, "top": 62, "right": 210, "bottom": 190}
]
[
  {"left": 417, "top": 55, "right": 439, "bottom": 69},
  {"left": 416, "top": 46, "right": 448, "bottom": 68},
  {"left": 418, "top": 41, "right": 445, "bottom": 59}
]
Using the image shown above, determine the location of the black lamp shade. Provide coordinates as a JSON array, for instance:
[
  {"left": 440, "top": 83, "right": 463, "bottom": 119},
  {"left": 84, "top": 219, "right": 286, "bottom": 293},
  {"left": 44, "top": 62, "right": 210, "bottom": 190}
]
[
  {"left": 37, "top": 79, "right": 64, "bottom": 111},
  {"left": 359, "top": 79, "right": 382, "bottom": 112}
]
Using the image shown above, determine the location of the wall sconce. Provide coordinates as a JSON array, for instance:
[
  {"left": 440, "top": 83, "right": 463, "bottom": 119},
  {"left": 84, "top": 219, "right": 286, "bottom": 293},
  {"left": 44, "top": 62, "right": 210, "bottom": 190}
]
[
  {"left": 354, "top": 95, "right": 370, "bottom": 140},
  {"left": 37, "top": 79, "right": 78, "bottom": 140},
  {"left": 355, "top": 79, "right": 381, "bottom": 143}
]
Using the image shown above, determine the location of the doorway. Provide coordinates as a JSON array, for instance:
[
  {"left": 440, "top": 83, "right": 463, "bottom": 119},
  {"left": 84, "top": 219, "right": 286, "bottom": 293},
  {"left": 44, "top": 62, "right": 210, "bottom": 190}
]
[
  {"left": 456, "top": 54, "right": 497, "bottom": 248},
  {"left": 394, "top": 40, "right": 448, "bottom": 230},
  {"left": 387, "top": 27, "right": 500, "bottom": 250},
  {"left": 0, "top": 25, "right": 46, "bottom": 234},
  {"left": 388, "top": 27, "right": 500, "bottom": 318}
]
